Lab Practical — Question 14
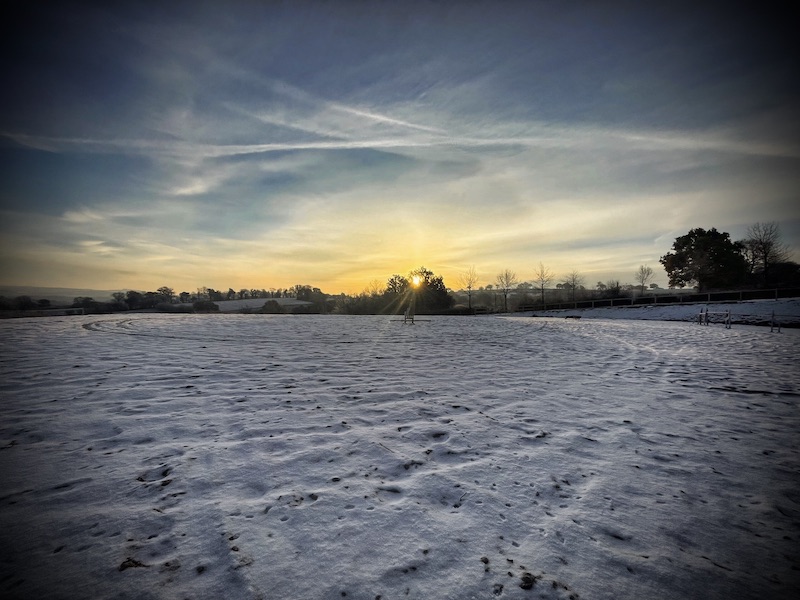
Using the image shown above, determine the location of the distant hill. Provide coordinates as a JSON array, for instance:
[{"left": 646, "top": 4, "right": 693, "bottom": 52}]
[
  {"left": 195, "top": 297, "right": 312, "bottom": 312},
  {"left": 0, "top": 286, "right": 119, "bottom": 305},
  {"left": 0, "top": 287, "right": 315, "bottom": 310}
]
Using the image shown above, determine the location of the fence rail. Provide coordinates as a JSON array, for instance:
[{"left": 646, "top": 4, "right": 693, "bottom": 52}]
[
  {"left": 697, "top": 307, "right": 731, "bottom": 329},
  {"left": 518, "top": 287, "right": 800, "bottom": 313},
  {"left": 0, "top": 307, "right": 85, "bottom": 319}
]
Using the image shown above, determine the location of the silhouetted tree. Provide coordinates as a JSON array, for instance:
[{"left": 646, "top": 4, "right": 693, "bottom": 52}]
[
  {"left": 604, "top": 280, "right": 622, "bottom": 298},
  {"left": 768, "top": 261, "right": 800, "bottom": 287},
  {"left": 125, "top": 290, "right": 144, "bottom": 309},
  {"left": 660, "top": 227, "right": 747, "bottom": 291},
  {"left": 72, "top": 297, "right": 102, "bottom": 312},
  {"left": 14, "top": 296, "right": 36, "bottom": 310},
  {"left": 260, "top": 300, "right": 283, "bottom": 314},
  {"left": 386, "top": 275, "right": 409, "bottom": 296},
  {"left": 409, "top": 266, "right": 453, "bottom": 313},
  {"left": 634, "top": 265, "right": 654, "bottom": 294},
  {"left": 365, "top": 280, "right": 384, "bottom": 297},
  {"left": 143, "top": 292, "right": 160, "bottom": 308},
  {"left": 459, "top": 266, "right": 479, "bottom": 310},
  {"left": 561, "top": 270, "right": 584, "bottom": 302},
  {"left": 741, "top": 222, "right": 791, "bottom": 287},
  {"left": 207, "top": 288, "right": 224, "bottom": 302},
  {"left": 495, "top": 269, "right": 518, "bottom": 312},
  {"left": 192, "top": 300, "right": 219, "bottom": 312},
  {"left": 533, "top": 262, "right": 554, "bottom": 306}
]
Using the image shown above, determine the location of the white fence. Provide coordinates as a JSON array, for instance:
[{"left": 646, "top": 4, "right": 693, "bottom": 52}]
[
  {"left": 697, "top": 307, "right": 786, "bottom": 332},
  {"left": 697, "top": 307, "right": 731, "bottom": 329}
]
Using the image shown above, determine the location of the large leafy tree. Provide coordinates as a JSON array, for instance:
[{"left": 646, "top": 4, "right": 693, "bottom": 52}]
[
  {"left": 385, "top": 274, "right": 409, "bottom": 296},
  {"left": 125, "top": 290, "right": 143, "bottom": 309},
  {"left": 374, "top": 268, "right": 452, "bottom": 315},
  {"left": 660, "top": 228, "right": 747, "bottom": 291},
  {"left": 157, "top": 286, "right": 175, "bottom": 303},
  {"left": 409, "top": 266, "right": 453, "bottom": 312}
]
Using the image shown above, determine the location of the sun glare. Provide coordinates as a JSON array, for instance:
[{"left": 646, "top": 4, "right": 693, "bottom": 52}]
[{"left": 411, "top": 275, "right": 421, "bottom": 287}]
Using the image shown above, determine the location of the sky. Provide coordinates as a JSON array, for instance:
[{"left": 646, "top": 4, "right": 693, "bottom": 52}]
[{"left": 1, "top": 1, "right": 798, "bottom": 295}]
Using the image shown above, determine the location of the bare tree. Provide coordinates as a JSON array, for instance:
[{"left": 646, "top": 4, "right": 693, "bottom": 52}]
[
  {"left": 459, "top": 265, "right": 479, "bottom": 310},
  {"left": 495, "top": 269, "right": 518, "bottom": 312},
  {"left": 605, "top": 279, "right": 621, "bottom": 297},
  {"left": 533, "top": 262, "right": 554, "bottom": 306},
  {"left": 561, "top": 270, "right": 585, "bottom": 302},
  {"left": 744, "top": 222, "right": 791, "bottom": 286},
  {"left": 634, "top": 265, "right": 654, "bottom": 294},
  {"left": 364, "top": 279, "right": 385, "bottom": 297}
]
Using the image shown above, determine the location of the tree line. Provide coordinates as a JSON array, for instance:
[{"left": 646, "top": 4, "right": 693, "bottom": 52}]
[
  {"left": 660, "top": 222, "right": 796, "bottom": 291},
  {"left": 475, "top": 222, "right": 797, "bottom": 311},
  {"left": 1, "top": 221, "right": 795, "bottom": 316},
  {"left": 0, "top": 285, "right": 328, "bottom": 314},
  {"left": 336, "top": 266, "right": 454, "bottom": 315}
]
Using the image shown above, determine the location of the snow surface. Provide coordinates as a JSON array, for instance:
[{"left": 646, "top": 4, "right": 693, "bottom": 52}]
[
  {"left": 1, "top": 311, "right": 799, "bottom": 600},
  {"left": 527, "top": 298, "right": 800, "bottom": 327}
]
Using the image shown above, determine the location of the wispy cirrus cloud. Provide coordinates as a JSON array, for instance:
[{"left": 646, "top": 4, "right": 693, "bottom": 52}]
[
  {"left": 1, "top": 2, "right": 797, "bottom": 293},
  {"left": 6, "top": 115, "right": 799, "bottom": 161}
]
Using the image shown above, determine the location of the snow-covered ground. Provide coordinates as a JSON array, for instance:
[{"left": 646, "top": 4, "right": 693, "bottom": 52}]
[
  {"left": 1, "top": 313, "right": 798, "bottom": 600},
  {"left": 527, "top": 298, "right": 800, "bottom": 327}
]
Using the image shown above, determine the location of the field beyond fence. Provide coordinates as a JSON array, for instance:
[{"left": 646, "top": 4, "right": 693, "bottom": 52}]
[{"left": 518, "top": 287, "right": 800, "bottom": 313}]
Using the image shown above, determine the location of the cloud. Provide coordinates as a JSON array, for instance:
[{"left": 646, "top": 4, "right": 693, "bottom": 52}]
[{"left": 1, "top": 2, "right": 798, "bottom": 293}]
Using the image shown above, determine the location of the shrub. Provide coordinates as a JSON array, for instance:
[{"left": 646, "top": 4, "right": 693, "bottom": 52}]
[
  {"left": 192, "top": 300, "right": 219, "bottom": 313},
  {"left": 259, "top": 300, "right": 284, "bottom": 314}
]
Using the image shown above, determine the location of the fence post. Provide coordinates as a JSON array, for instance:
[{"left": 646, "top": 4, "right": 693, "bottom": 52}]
[{"left": 770, "top": 311, "right": 781, "bottom": 333}]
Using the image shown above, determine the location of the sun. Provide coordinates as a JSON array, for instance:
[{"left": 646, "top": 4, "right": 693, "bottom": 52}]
[{"left": 411, "top": 275, "right": 421, "bottom": 287}]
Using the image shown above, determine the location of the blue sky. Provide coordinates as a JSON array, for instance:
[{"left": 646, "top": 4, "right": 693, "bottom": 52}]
[{"left": 1, "top": 1, "right": 798, "bottom": 294}]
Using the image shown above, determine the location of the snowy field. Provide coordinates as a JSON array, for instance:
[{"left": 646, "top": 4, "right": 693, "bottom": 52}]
[
  {"left": 1, "top": 313, "right": 799, "bottom": 600},
  {"left": 528, "top": 298, "right": 800, "bottom": 327}
]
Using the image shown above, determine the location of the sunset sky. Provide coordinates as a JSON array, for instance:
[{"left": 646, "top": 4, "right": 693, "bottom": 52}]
[{"left": 1, "top": 1, "right": 798, "bottom": 294}]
